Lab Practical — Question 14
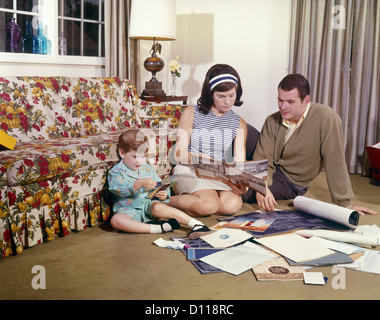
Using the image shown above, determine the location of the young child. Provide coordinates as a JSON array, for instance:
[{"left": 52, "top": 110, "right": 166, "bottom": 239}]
[{"left": 108, "top": 129, "right": 211, "bottom": 239}]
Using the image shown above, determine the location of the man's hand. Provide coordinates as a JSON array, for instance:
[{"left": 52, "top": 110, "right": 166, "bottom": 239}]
[
  {"left": 256, "top": 183, "right": 278, "bottom": 212},
  {"left": 347, "top": 205, "right": 378, "bottom": 216}
]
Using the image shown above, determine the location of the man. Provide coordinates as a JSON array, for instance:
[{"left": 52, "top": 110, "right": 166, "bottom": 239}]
[{"left": 243, "top": 74, "right": 377, "bottom": 216}]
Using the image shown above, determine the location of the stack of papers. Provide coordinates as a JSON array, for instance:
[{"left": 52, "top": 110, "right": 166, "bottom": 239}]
[
  {"left": 337, "top": 249, "right": 380, "bottom": 274},
  {"left": 255, "top": 234, "right": 335, "bottom": 263},
  {"left": 156, "top": 208, "right": 380, "bottom": 283},
  {"left": 199, "top": 242, "right": 277, "bottom": 276}
]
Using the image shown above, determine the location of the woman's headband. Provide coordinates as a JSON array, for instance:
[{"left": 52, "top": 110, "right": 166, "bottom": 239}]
[{"left": 209, "top": 74, "right": 238, "bottom": 91}]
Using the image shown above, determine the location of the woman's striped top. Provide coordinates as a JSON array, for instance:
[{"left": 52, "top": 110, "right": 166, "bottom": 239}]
[{"left": 188, "top": 105, "right": 241, "bottom": 162}]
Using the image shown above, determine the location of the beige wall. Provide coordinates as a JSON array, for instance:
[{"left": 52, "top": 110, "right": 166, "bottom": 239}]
[{"left": 139, "top": 0, "right": 292, "bottom": 130}]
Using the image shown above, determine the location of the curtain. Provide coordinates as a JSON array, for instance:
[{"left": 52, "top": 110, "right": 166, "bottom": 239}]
[
  {"left": 104, "top": 0, "right": 140, "bottom": 86},
  {"left": 347, "top": 0, "right": 380, "bottom": 173},
  {"left": 289, "top": 0, "right": 380, "bottom": 174}
]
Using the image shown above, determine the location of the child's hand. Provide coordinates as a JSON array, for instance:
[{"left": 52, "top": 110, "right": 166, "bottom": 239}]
[
  {"left": 155, "top": 191, "right": 168, "bottom": 201},
  {"left": 134, "top": 178, "right": 157, "bottom": 191}
]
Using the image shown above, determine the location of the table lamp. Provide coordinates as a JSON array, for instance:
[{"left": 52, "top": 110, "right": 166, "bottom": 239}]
[{"left": 129, "top": 0, "right": 176, "bottom": 98}]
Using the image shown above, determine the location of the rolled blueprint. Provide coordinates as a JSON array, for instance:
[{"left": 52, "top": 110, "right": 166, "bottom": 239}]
[
  {"left": 293, "top": 196, "right": 359, "bottom": 228},
  {"left": 294, "top": 229, "right": 379, "bottom": 247}
]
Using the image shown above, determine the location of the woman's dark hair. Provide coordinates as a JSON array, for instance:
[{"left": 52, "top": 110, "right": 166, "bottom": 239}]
[
  {"left": 278, "top": 74, "right": 310, "bottom": 100},
  {"left": 197, "top": 64, "right": 243, "bottom": 114}
]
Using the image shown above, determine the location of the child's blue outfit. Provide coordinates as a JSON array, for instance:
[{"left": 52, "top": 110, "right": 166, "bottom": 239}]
[{"left": 108, "top": 160, "right": 170, "bottom": 223}]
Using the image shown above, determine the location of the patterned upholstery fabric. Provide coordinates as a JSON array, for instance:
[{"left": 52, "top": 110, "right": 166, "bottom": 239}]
[{"left": 0, "top": 76, "right": 184, "bottom": 259}]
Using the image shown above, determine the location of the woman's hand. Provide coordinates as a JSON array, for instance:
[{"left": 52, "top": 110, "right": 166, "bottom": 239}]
[{"left": 227, "top": 182, "right": 249, "bottom": 195}]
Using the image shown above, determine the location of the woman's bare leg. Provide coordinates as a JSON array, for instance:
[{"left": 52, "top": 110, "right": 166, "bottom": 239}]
[
  {"left": 217, "top": 190, "right": 243, "bottom": 215},
  {"left": 169, "top": 189, "right": 221, "bottom": 217}
]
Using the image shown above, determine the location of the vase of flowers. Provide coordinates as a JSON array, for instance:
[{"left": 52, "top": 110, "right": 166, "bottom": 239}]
[{"left": 168, "top": 57, "right": 181, "bottom": 96}]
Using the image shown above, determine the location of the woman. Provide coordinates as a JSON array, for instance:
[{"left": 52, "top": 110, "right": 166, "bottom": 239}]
[{"left": 169, "top": 64, "right": 248, "bottom": 217}]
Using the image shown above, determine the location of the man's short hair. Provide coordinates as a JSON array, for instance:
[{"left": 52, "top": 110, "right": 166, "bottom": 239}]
[{"left": 278, "top": 74, "right": 310, "bottom": 100}]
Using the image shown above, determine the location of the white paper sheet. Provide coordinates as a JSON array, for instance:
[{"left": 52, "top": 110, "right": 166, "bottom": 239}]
[
  {"left": 294, "top": 229, "right": 379, "bottom": 246},
  {"left": 154, "top": 238, "right": 185, "bottom": 250},
  {"left": 303, "top": 272, "right": 325, "bottom": 285},
  {"left": 308, "top": 236, "right": 363, "bottom": 255},
  {"left": 293, "top": 196, "right": 359, "bottom": 228},
  {"left": 338, "top": 249, "right": 380, "bottom": 274},
  {"left": 200, "top": 242, "right": 277, "bottom": 275},
  {"left": 361, "top": 250, "right": 380, "bottom": 274},
  {"left": 354, "top": 224, "right": 380, "bottom": 244},
  {"left": 200, "top": 228, "right": 253, "bottom": 248},
  {"left": 255, "top": 233, "right": 334, "bottom": 262}
]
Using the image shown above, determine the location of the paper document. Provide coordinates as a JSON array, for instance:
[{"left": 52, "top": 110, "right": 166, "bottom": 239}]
[
  {"left": 294, "top": 196, "right": 359, "bottom": 228},
  {"left": 303, "top": 272, "right": 325, "bottom": 285},
  {"left": 200, "top": 228, "right": 253, "bottom": 248},
  {"left": 200, "top": 242, "right": 277, "bottom": 276},
  {"left": 252, "top": 257, "right": 304, "bottom": 281},
  {"left": 361, "top": 250, "right": 380, "bottom": 274},
  {"left": 294, "top": 229, "right": 378, "bottom": 246},
  {"left": 154, "top": 238, "right": 185, "bottom": 250},
  {"left": 308, "top": 236, "right": 363, "bottom": 255},
  {"left": 338, "top": 249, "right": 380, "bottom": 274},
  {"left": 214, "top": 211, "right": 277, "bottom": 232},
  {"left": 354, "top": 224, "right": 380, "bottom": 244},
  {"left": 186, "top": 154, "right": 268, "bottom": 196},
  {"left": 256, "top": 234, "right": 335, "bottom": 263}
]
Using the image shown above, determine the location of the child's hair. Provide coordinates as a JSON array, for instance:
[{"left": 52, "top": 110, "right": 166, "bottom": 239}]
[{"left": 118, "top": 129, "right": 148, "bottom": 153}]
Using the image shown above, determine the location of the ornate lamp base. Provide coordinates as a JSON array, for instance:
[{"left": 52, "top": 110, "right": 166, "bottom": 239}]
[
  {"left": 141, "top": 81, "right": 166, "bottom": 98},
  {"left": 140, "top": 41, "right": 167, "bottom": 98}
]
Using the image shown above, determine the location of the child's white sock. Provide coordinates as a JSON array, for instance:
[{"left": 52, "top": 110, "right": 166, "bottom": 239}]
[
  {"left": 188, "top": 219, "right": 205, "bottom": 230},
  {"left": 150, "top": 219, "right": 180, "bottom": 234},
  {"left": 150, "top": 224, "right": 163, "bottom": 234}
]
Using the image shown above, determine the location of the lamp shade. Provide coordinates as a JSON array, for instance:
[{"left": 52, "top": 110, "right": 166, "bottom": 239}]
[{"left": 129, "top": 0, "right": 176, "bottom": 41}]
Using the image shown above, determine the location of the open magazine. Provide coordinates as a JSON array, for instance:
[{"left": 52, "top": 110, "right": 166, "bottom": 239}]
[
  {"left": 147, "top": 176, "right": 177, "bottom": 199},
  {"left": 184, "top": 154, "right": 268, "bottom": 195}
]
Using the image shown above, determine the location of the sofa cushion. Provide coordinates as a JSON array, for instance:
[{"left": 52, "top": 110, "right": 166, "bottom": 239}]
[
  {"left": 0, "top": 77, "right": 141, "bottom": 142},
  {"left": 59, "top": 77, "right": 141, "bottom": 136},
  {"left": 1, "top": 131, "right": 122, "bottom": 186},
  {"left": 0, "top": 128, "right": 174, "bottom": 187}
]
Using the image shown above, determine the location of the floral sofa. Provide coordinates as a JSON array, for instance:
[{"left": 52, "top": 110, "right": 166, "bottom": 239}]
[{"left": 0, "top": 76, "right": 184, "bottom": 260}]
